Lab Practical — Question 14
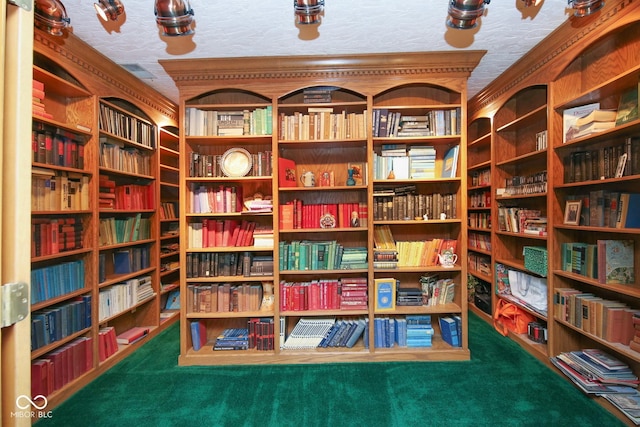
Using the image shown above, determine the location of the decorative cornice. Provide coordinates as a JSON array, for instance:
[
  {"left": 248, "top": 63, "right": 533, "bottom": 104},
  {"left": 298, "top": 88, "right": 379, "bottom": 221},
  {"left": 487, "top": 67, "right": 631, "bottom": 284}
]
[
  {"left": 471, "top": 0, "right": 638, "bottom": 112},
  {"left": 161, "top": 51, "right": 486, "bottom": 86},
  {"left": 34, "top": 32, "right": 178, "bottom": 123}
]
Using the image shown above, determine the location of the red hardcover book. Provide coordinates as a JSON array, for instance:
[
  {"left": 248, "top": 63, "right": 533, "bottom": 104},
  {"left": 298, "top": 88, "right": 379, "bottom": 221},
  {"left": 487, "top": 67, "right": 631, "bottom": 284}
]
[
  {"left": 278, "top": 157, "right": 297, "bottom": 187},
  {"left": 243, "top": 221, "right": 257, "bottom": 246},
  {"left": 116, "top": 326, "right": 150, "bottom": 345}
]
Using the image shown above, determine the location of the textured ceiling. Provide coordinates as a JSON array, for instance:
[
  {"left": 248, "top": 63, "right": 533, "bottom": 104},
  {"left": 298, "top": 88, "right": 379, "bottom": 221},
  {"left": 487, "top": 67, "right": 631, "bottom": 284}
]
[{"left": 62, "top": 0, "right": 579, "bottom": 104}]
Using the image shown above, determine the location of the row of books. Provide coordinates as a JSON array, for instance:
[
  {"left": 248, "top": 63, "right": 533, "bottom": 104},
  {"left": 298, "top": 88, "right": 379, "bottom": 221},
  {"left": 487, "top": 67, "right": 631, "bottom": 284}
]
[
  {"left": 318, "top": 318, "right": 367, "bottom": 348},
  {"left": 469, "top": 190, "right": 491, "bottom": 208},
  {"left": 279, "top": 200, "right": 368, "bottom": 230},
  {"left": 32, "top": 217, "right": 83, "bottom": 257},
  {"left": 188, "top": 150, "right": 273, "bottom": 178},
  {"left": 372, "top": 108, "right": 461, "bottom": 137},
  {"left": 502, "top": 170, "right": 547, "bottom": 196},
  {"left": 419, "top": 275, "right": 457, "bottom": 307},
  {"left": 31, "top": 259, "right": 85, "bottom": 305},
  {"left": 278, "top": 241, "right": 367, "bottom": 271},
  {"left": 282, "top": 317, "right": 335, "bottom": 349},
  {"left": 373, "top": 225, "right": 458, "bottom": 267},
  {"left": 99, "top": 214, "right": 152, "bottom": 246},
  {"left": 190, "top": 183, "right": 243, "bottom": 214},
  {"left": 186, "top": 283, "right": 266, "bottom": 313},
  {"left": 497, "top": 206, "right": 547, "bottom": 236},
  {"left": 98, "top": 275, "right": 155, "bottom": 322},
  {"left": 561, "top": 240, "right": 635, "bottom": 285},
  {"left": 468, "top": 212, "right": 491, "bottom": 229},
  {"left": 554, "top": 287, "right": 637, "bottom": 344},
  {"left": 98, "top": 326, "right": 118, "bottom": 362},
  {"left": 99, "top": 102, "right": 156, "bottom": 148},
  {"left": 372, "top": 191, "right": 457, "bottom": 221},
  {"left": 109, "top": 246, "right": 151, "bottom": 276},
  {"left": 99, "top": 138, "right": 152, "bottom": 176},
  {"left": 563, "top": 137, "right": 640, "bottom": 183},
  {"left": 470, "top": 168, "right": 491, "bottom": 187},
  {"left": 279, "top": 278, "right": 368, "bottom": 311},
  {"left": 468, "top": 231, "right": 492, "bottom": 251},
  {"left": 185, "top": 107, "right": 273, "bottom": 137},
  {"left": 31, "top": 336, "right": 93, "bottom": 398},
  {"left": 32, "top": 169, "right": 90, "bottom": 212},
  {"left": 99, "top": 176, "right": 155, "bottom": 210},
  {"left": 32, "top": 126, "right": 85, "bottom": 169},
  {"left": 373, "top": 150, "right": 445, "bottom": 180},
  {"left": 373, "top": 314, "right": 462, "bottom": 348},
  {"left": 159, "top": 202, "right": 178, "bottom": 220},
  {"left": 569, "top": 191, "right": 640, "bottom": 229},
  {"left": 278, "top": 109, "right": 367, "bottom": 140},
  {"left": 468, "top": 253, "right": 491, "bottom": 276},
  {"left": 188, "top": 220, "right": 272, "bottom": 248},
  {"left": 186, "top": 252, "right": 274, "bottom": 278},
  {"left": 31, "top": 295, "right": 92, "bottom": 351}
]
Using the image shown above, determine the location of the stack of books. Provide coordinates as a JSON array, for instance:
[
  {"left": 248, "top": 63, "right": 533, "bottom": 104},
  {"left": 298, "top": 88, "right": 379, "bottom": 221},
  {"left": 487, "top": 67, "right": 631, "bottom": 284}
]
[
  {"left": 406, "top": 315, "right": 434, "bottom": 348},
  {"left": 213, "top": 328, "right": 250, "bottom": 350}
]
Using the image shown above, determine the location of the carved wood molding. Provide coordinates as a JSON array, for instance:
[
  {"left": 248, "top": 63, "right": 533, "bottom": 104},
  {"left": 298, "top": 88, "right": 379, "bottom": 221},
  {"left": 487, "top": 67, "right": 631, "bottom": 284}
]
[
  {"left": 34, "top": 31, "right": 178, "bottom": 123},
  {"left": 470, "top": 0, "right": 639, "bottom": 113},
  {"left": 161, "top": 51, "right": 487, "bottom": 86}
]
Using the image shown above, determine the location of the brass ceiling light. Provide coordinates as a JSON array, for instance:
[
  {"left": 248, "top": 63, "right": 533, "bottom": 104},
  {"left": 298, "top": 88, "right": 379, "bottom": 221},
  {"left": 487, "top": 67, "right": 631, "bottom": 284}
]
[
  {"left": 154, "top": 0, "right": 195, "bottom": 36},
  {"left": 34, "top": 0, "right": 70, "bottom": 36},
  {"left": 294, "top": 0, "right": 325, "bottom": 25},
  {"left": 446, "top": 0, "right": 490, "bottom": 30},
  {"left": 94, "top": 0, "right": 125, "bottom": 22},
  {"left": 569, "top": 0, "right": 605, "bottom": 17}
]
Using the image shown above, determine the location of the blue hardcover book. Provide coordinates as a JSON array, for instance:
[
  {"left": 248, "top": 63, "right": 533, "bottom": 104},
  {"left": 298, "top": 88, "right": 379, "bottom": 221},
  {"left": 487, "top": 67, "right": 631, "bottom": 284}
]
[
  {"left": 439, "top": 316, "right": 459, "bottom": 347},
  {"left": 345, "top": 319, "right": 367, "bottom": 348},
  {"left": 113, "top": 250, "right": 132, "bottom": 274}
]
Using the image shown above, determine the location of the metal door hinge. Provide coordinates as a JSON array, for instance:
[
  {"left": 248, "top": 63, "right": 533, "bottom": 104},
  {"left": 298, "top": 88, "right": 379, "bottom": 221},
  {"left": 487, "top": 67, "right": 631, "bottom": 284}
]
[
  {"left": 8, "top": 1, "right": 32, "bottom": 11},
  {"left": 1, "top": 282, "right": 29, "bottom": 328}
]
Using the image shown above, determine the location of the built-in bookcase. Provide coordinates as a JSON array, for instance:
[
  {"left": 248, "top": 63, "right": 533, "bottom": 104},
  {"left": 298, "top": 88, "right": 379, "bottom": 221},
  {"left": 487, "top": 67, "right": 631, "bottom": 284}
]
[
  {"left": 371, "top": 83, "right": 469, "bottom": 354},
  {"left": 549, "top": 21, "right": 640, "bottom": 422},
  {"left": 492, "top": 85, "right": 550, "bottom": 359},
  {"left": 162, "top": 51, "right": 485, "bottom": 364},
  {"left": 30, "top": 55, "right": 97, "bottom": 398},
  {"left": 180, "top": 88, "right": 277, "bottom": 363},
  {"left": 466, "top": 117, "right": 493, "bottom": 319},
  {"left": 159, "top": 126, "right": 181, "bottom": 323},
  {"left": 30, "top": 30, "right": 179, "bottom": 411},
  {"left": 467, "top": 5, "right": 640, "bottom": 423}
]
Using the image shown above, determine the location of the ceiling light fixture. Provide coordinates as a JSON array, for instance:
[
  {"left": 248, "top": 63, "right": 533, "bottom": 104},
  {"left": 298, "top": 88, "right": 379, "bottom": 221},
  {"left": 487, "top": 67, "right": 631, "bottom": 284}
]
[
  {"left": 446, "top": 0, "right": 490, "bottom": 30},
  {"left": 568, "top": 0, "right": 605, "bottom": 17},
  {"left": 294, "top": 0, "right": 325, "bottom": 25},
  {"left": 154, "top": 0, "right": 195, "bottom": 36},
  {"left": 34, "top": 0, "right": 70, "bottom": 36},
  {"left": 94, "top": 0, "right": 125, "bottom": 22}
]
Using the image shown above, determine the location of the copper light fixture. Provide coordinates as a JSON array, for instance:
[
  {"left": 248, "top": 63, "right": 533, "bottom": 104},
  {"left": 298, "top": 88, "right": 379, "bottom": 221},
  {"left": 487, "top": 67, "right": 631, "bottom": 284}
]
[
  {"left": 94, "top": 0, "right": 125, "bottom": 22},
  {"left": 154, "top": 0, "right": 195, "bottom": 36},
  {"left": 294, "top": 0, "right": 325, "bottom": 25},
  {"left": 446, "top": 0, "right": 490, "bottom": 30},
  {"left": 34, "top": 0, "right": 70, "bottom": 36},
  {"left": 569, "top": 0, "right": 605, "bottom": 17}
]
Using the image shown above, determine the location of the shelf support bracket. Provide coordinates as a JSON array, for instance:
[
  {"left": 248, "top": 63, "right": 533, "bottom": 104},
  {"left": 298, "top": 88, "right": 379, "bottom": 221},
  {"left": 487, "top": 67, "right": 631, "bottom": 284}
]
[{"left": 7, "top": 1, "right": 32, "bottom": 11}]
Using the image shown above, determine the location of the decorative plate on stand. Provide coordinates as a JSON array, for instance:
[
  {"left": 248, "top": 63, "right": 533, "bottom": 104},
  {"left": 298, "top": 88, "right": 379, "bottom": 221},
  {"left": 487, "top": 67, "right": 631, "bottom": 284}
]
[{"left": 220, "top": 148, "right": 252, "bottom": 177}]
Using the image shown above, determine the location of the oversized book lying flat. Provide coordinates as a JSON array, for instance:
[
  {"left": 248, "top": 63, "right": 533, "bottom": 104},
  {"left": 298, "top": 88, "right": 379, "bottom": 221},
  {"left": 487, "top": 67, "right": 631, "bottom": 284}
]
[{"left": 116, "top": 326, "right": 150, "bottom": 345}]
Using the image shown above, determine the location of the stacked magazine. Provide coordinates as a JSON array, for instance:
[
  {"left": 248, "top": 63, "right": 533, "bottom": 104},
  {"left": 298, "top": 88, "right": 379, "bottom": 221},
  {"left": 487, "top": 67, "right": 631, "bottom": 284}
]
[{"left": 551, "top": 349, "right": 640, "bottom": 424}]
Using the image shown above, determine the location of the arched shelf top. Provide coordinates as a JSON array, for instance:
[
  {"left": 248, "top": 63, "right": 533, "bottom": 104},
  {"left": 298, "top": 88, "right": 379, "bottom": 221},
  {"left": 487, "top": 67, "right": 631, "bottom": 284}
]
[
  {"left": 187, "top": 88, "right": 272, "bottom": 108},
  {"left": 373, "top": 82, "right": 462, "bottom": 108},
  {"left": 278, "top": 86, "right": 366, "bottom": 106}
]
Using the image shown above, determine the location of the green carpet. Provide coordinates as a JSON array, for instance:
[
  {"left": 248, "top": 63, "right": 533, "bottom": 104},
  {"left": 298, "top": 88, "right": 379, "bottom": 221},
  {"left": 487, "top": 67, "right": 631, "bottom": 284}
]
[{"left": 38, "top": 313, "right": 624, "bottom": 427}]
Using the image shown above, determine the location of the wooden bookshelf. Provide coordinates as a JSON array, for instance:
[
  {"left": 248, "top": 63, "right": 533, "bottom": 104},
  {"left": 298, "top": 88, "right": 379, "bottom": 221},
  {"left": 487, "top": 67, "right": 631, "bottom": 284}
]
[
  {"left": 161, "top": 51, "right": 485, "bottom": 365},
  {"left": 30, "top": 29, "right": 179, "bottom": 411},
  {"left": 468, "top": 3, "right": 640, "bottom": 423}
]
